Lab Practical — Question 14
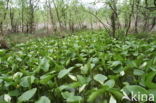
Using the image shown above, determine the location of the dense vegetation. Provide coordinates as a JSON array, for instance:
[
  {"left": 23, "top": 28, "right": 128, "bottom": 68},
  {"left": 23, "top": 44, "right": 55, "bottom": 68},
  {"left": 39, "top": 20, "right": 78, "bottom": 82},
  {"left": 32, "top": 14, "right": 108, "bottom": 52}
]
[
  {"left": 1, "top": 0, "right": 156, "bottom": 103},
  {"left": 0, "top": 31, "right": 156, "bottom": 103}
]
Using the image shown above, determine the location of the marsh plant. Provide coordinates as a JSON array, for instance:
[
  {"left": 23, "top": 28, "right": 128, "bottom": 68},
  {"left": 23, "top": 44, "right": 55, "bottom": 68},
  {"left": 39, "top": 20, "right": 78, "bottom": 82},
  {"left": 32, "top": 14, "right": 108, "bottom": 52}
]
[{"left": 0, "top": 31, "right": 156, "bottom": 103}]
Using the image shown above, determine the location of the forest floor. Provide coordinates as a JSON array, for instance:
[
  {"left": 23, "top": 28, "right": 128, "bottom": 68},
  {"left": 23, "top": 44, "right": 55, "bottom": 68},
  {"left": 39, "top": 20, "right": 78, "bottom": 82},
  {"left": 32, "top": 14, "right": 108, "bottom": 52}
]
[
  {"left": 5, "top": 29, "right": 156, "bottom": 46},
  {"left": 0, "top": 30, "right": 156, "bottom": 103}
]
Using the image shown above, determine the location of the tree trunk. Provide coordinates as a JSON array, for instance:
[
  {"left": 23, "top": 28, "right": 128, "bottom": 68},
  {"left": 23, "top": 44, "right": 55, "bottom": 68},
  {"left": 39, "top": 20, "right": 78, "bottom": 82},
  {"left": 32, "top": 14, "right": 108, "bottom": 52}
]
[
  {"left": 125, "top": 0, "right": 134, "bottom": 36},
  {"left": 0, "top": 0, "right": 10, "bottom": 36},
  {"left": 21, "top": 1, "right": 24, "bottom": 32},
  {"left": 134, "top": 0, "right": 140, "bottom": 33},
  {"left": 10, "top": 8, "right": 15, "bottom": 32},
  {"left": 47, "top": 0, "right": 57, "bottom": 32},
  {"left": 109, "top": 0, "right": 118, "bottom": 37},
  {"left": 52, "top": 0, "right": 62, "bottom": 30}
]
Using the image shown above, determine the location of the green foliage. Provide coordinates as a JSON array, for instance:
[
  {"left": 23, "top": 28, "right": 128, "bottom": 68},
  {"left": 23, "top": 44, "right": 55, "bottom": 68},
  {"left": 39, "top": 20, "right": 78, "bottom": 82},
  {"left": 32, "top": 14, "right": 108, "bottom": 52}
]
[
  {"left": 18, "top": 88, "right": 37, "bottom": 102},
  {"left": 35, "top": 96, "right": 51, "bottom": 103},
  {"left": 0, "top": 31, "right": 156, "bottom": 103}
]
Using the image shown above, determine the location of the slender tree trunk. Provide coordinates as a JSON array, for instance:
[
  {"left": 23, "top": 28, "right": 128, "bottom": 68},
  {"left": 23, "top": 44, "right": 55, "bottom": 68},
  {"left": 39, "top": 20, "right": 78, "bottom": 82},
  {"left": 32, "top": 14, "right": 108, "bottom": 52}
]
[
  {"left": 90, "top": 17, "right": 93, "bottom": 29},
  {"left": 150, "top": 17, "right": 156, "bottom": 31},
  {"left": 21, "top": 1, "right": 24, "bottom": 32},
  {"left": 52, "top": 0, "right": 62, "bottom": 30},
  {"left": 134, "top": 0, "right": 140, "bottom": 33},
  {"left": 29, "top": 0, "right": 34, "bottom": 33},
  {"left": 0, "top": 22, "right": 3, "bottom": 35},
  {"left": 0, "top": 0, "right": 10, "bottom": 36},
  {"left": 143, "top": 0, "right": 149, "bottom": 32},
  {"left": 10, "top": 8, "right": 15, "bottom": 32},
  {"left": 125, "top": 0, "right": 134, "bottom": 36},
  {"left": 134, "top": 15, "right": 139, "bottom": 33},
  {"left": 47, "top": 0, "right": 57, "bottom": 32},
  {"left": 109, "top": 0, "right": 118, "bottom": 37},
  {"left": 111, "top": 13, "right": 116, "bottom": 37}
]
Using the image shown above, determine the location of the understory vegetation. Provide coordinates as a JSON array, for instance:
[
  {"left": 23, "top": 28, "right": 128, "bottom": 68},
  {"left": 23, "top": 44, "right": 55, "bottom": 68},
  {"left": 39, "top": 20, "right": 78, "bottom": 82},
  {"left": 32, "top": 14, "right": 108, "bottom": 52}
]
[
  {"left": 0, "top": 31, "right": 156, "bottom": 103},
  {"left": 1, "top": 0, "right": 156, "bottom": 103}
]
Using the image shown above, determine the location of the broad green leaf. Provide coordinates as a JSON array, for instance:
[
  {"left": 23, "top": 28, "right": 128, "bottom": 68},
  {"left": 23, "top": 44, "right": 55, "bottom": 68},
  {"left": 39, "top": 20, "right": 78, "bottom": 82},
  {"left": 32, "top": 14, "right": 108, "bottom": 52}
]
[
  {"left": 38, "top": 58, "right": 50, "bottom": 72},
  {"left": 58, "top": 67, "right": 74, "bottom": 79},
  {"left": 20, "top": 76, "right": 35, "bottom": 87},
  {"left": 145, "top": 72, "right": 156, "bottom": 89},
  {"left": 79, "top": 84, "right": 86, "bottom": 93},
  {"left": 62, "top": 92, "right": 74, "bottom": 99},
  {"left": 123, "top": 85, "right": 148, "bottom": 95},
  {"left": 67, "top": 96, "right": 82, "bottom": 102},
  {"left": 18, "top": 88, "right": 37, "bottom": 102},
  {"left": 77, "top": 75, "right": 91, "bottom": 85},
  {"left": 4, "top": 94, "right": 11, "bottom": 102},
  {"left": 120, "top": 71, "right": 125, "bottom": 76},
  {"left": 35, "top": 96, "right": 51, "bottom": 103},
  {"left": 0, "top": 79, "right": 3, "bottom": 84},
  {"left": 104, "top": 79, "right": 115, "bottom": 88},
  {"left": 94, "top": 74, "right": 107, "bottom": 84},
  {"left": 149, "top": 89, "right": 156, "bottom": 102},
  {"left": 111, "top": 61, "right": 122, "bottom": 67},
  {"left": 0, "top": 50, "right": 6, "bottom": 55},
  {"left": 61, "top": 92, "right": 82, "bottom": 102},
  {"left": 80, "top": 64, "right": 89, "bottom": 74},
  {"left": 140, "top": 62, "right": 147, "bottom": 69},
  {"left": 68, "top": 74, "right": 77, "bottom": 81},
  {"left": 109, "top": 95, "right": 116, "bottom": 103},
  {"left": 59, "top": 85, "right": 72, "bottom": 91},
  {"left": 126, "top": 60, "right": 137, "bottom": 68},
  {"left": 109, "top": 89, "right": 123, "bottom": 100},
  {"left": 91, "top": 57, "right": 99, "bottom": 64},
  {"left": 133, "top": 69, "right": 144, "bottom": 76},
  {"left": 9, "top": 90, "right": 20, "bottom": 97},
  {"left": 13, "top": 72, "right": 23, "bottom": 80},
  {"left": 40, "top": 75, "right": 53, "bottom": 84},
  {"left": 87, "top": 86, "right": 109, "bottom": 102}
]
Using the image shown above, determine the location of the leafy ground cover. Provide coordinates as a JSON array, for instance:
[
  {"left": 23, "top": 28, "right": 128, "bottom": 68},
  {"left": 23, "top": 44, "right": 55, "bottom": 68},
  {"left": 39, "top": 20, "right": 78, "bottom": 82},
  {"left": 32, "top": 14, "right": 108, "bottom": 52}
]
[{"left": 0, "top": 31, "right": 156, "bottom": 103}]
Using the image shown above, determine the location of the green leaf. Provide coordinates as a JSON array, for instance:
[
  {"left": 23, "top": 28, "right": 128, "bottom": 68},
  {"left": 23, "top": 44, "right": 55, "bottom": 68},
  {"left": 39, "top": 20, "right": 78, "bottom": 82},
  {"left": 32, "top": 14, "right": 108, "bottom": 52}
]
[
  {"left": 77, "top": 75, "right": 91, "bottom": 84},
  {"left": 62, "top": 92, "right": 74, "bottom": 99},
  {"left": 67, "top": 96, "right": 82, "bottom": 102},
  {"left": 0, "top": 79, "right": 3, "bottom": 84},
  {"left": 40, "top": 75, "right": 53, "bottom": 84},
  {"left": 79, "top": 84, "right": 86, "bottom": 93},
  {"left": 35, "top": 96, "right": 51, "bottom": 103},
  {"left": 91, "top": 57, "right": 99, "bottom": 64},
  {"left": 94, "top": 74, "right": 107, "bottom": 84},
  {"left": 123, "top": 85, "right": 148, "bottom": 95},
  {"left": 38, "top": 58, "right": 50, "bottom": 72},
  {"left": 139, "top": 62, "right": 147, "bottom": 69},
  {"left": 61, "top": 92, "right": 82, "bottom": 102},
  {"left": 4, "top": 94, "right": 11, "bottom": 102},
  {"left": 133, "top": 69, "right": 144, "bottom": 76},
  {"left": 80, "top": 64, "right": 89, "bottom": 74},
  {"left": 18, "top": 88, "right": 37, "bottom": 102},
  {"left": 109, "top": 89, "right": 123, "bottom": 100},
  {"left": 0, "top": 50, "right": 6, "bottom": 55},
  {"left": 145, "top": 72, "right": 156, "bottom": 89},
  {"left": 58, "top": 67, "right": 74, "bottom": 79},
  {"left": 68, "top": 74, "right": 77, "bottom": 81},
  {"left": 13, "top": 72, "right": 23, "bottom": 79},
  {"left": 109, "top": 95, "right": 116, "bottom": 103},
  {"left": 123, "top": 85, "right": 150, "bottom": 102},
  {"left": 87, "top": 86, "right": 109, "bottom": 102},
  {"left": 149, "top": 89, "right": 156, "bottom": 102},
  {"left": 111, "top": 61, "right": 122, "bottom": 67},
  {"left": 104, "top": 79, "right": 115, "bottom": 88},
  {"left": 20, "top": 76, "right": 35, "bottom": 87},
  {"left": 9, "top": 90, "right": 20, "bottom": 97}
]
